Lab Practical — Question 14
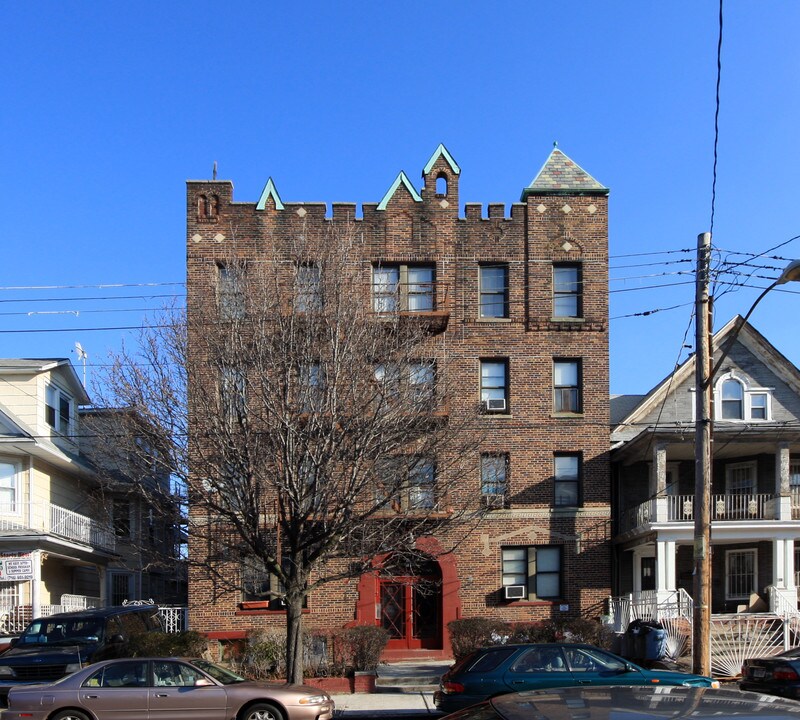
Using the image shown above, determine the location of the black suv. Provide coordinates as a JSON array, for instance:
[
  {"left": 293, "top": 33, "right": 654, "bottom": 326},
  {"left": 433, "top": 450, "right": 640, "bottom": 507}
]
[{"left": 0, "top": 604, "right": 162, "bottom": 695}]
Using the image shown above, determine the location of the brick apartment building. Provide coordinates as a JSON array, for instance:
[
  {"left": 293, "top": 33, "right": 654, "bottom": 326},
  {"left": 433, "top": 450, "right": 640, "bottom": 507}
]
[{"left": 185, "top": 144, "right": 611, "bottom": 659}]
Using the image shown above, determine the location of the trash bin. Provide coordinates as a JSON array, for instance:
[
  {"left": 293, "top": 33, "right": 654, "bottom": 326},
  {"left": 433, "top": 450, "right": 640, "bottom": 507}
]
[{"left": 623, "top": 619, "right": 665, "bottom": 661}]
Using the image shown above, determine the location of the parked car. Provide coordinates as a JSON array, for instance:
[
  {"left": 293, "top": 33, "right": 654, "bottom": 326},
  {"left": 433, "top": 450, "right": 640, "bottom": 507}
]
[
  {"left": 0, "top": 656, "right": 334, "bottom": 720},
  {"left": 740, "top": 648, "right": 800, "bottom": 699},
  {"left": 441, "top": 685, "right": 800, "bottom": 720},
  {"left": 434, "top": 642, "right": 719, "bottom": 713},
  {"left": 0, "top": 604, "right": 162, "bottom": 699}
]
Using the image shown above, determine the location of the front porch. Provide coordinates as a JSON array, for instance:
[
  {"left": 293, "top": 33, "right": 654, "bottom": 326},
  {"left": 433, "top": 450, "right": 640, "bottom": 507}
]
[{"left": 608, "top": 586, "right": 800, "bottom": 678}]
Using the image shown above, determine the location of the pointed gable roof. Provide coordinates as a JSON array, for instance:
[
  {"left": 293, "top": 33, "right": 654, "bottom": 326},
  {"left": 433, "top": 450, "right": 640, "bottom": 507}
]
[
  {"left": 377, "top": 171, "right": 423, "bottom": 211},
  {"left": 255, "top": 177, "right": 285, "bottom": 211},
  {"left": 612, "top": 315, "right": 800, "bottom": 435},
  {"left": 423, "top": 143, "right": 461, "bottom": 176},
  {"left": 521, "top": 147, "right": 608, "bottom": 199}
]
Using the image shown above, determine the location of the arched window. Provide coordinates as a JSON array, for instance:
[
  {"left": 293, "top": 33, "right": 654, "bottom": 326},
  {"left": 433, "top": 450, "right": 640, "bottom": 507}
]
[
  {"left": 720, "top": 379, "right": 744, "bottom": 419},
  {"left": 435, "top": 174, "right": 448, "bottom": 196}
]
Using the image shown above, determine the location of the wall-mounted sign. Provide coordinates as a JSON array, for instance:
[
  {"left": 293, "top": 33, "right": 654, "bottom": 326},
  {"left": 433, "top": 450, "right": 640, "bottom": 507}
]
[{"left": 0, "top": 556, "right": 34, "bottom": 581}]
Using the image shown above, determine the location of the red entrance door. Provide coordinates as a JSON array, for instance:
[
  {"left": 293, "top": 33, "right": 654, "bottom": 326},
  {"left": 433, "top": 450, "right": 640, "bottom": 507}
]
[{"left": 380, "top": 578, "right": 441, "bottom": 650}]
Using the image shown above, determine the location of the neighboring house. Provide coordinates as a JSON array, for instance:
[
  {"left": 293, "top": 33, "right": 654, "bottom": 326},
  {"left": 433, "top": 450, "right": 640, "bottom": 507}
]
[
  {"left": 0, "top": 360, "right": 186, "bottom": 634},
  {"left": 80, "top": 408, "right": 187, "bottom": 611},
  {"left": 0, "top": 359, "right": 110, "bottom": 631},
  {"left": 610, "top": 317, "right": 800, "bottom": 674},
  {"left": 185, "top": 145, "right": 612, "bottom": 659}
]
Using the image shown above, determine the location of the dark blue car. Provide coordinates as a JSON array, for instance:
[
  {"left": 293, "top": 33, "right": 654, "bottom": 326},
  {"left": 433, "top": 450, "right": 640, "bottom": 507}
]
[{"left": 434, "top": 643, "right": 719, "bottom": 713}]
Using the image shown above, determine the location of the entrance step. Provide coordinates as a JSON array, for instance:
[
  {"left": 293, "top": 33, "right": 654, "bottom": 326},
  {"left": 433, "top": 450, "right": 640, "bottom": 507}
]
[{"left": 376, "top": 660, "right": 452, "bottom": 694}]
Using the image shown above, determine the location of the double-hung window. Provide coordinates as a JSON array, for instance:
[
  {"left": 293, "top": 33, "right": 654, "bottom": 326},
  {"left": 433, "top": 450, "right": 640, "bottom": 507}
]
[
  {"left": 295, "top": 263, "right": 322, "bottom": 311},
  {"left": 217, "top": 264, "right": 245, "bottom": 320},
  {"left": 553, "top": 360, "right": 581, "bottom": 413},
  {"left": 299, "top": 363, "right": 325, "bottom": 412},
  {"left": 45, "top": 384, "right": 73, "bottom": 434},
  {"left": 220, "top": 366, "right": 246, "bottom": 426},
  {"left": 241, "top": 556, "right": 272, "bottom": 603},
  {"left": 501, "top": 546, "right": 561, "bottom": 601},
  {"left": 408, "top": 457, "right": 436, "bottom": 510},
  {"left": 409, "top": 361, "right": 436, "bottom": 404},
  {"left": 721, "top": 379, "right": 744, "bottom": 419},
  {"left": 479, "top": 265, "right": 509, "bottom": 319},
  {"left": 372, "top": 264, "right": 435, "bottom": 312},
  {"left": 480, "top": 359, "right": 509, "bottom": 413},
  {"left": 0, "top": 461, "right": 19, "bottom": 512},
  {"left": 554, "top": 453, "right": 581, "bottom": 507},
  {"left": 553, "top": 264, "right": 582, "bottom": 318},
  {"left": 481, "top": 454, "right": 508, "bottom": 505}
]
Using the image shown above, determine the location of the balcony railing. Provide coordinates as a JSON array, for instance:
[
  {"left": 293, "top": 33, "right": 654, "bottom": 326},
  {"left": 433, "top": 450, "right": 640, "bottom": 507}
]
[
  {"left": 620, "top": 493, "right": 778, "bottom": 534},
  {"left": 0, "top": 502, "right": 115, "bottom": 552}
]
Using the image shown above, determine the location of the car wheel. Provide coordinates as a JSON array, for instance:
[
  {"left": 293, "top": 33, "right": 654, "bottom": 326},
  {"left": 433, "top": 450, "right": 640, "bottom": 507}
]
[
  {"left": 51, "top": 711, "right": 92, "bottom": 720},
  {"left": 241, "top": 702, "right": 285, "bottom": 720}
]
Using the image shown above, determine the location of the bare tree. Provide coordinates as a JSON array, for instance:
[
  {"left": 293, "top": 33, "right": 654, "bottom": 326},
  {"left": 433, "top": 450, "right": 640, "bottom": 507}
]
[{"left": 95, "top": 222, "right": 484, "bottom": 683}]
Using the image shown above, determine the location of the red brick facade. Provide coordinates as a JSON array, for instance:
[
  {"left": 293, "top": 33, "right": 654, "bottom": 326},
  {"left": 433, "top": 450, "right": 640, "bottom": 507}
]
[{"left": 185, "top": 146, "right": 611, "bottom": 659}]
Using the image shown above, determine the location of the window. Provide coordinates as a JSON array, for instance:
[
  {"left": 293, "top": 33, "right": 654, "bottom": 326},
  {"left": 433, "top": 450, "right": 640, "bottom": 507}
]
[
  {"left": 372, "top": 264, "right": 435, "bottom": 312},
  {"left": 726, "top": 549, "right": 757, "bottom": 600},
  {"left": 479, "top": 265, "right": 509, "bottom": 319},
  {"left": 480, "top": 359, "right": 509, "bottom": 413},
  {"left": 750, "top": 393, "right": 768, "bottom": 420},
  {"left": 721, "top": 379, "right": 744, "bottom": 419},
  {"left": 217, "top": 264, "right": 245, "bottom": 320},
  {"left": 725, "top": 462, "right": 756, "bottom": 495},
  {"left": 110, "top": 572, "right": 134, "bottom": 605},
  {"left": 45, "top": 384, "right": 73, "bottom": 434},
  {"left": 553, "top": 360, "right": 582, "bottom": 413},
  {"left": 242, "top": 556, "right": 271, "bottom": 602},
  {"left": 85, "top": 661, "right": 148, "bottom": 689},
  {"left": 409, "top": 361, "right": 436, "bottom": 404},
  {"left": 553, "top": 264, "right": 582, "bottom": 318},
  {"left": 220, "top": 366, "right": 246, "bottom": 425},
  {"left": 113, "top": 499, "right": 132, "bottom": 538},
  {"left": 481, "top": 454, "right": 507, "bottom": 503},
  {"left": 153, "top": 661, "right": 206, "bottom": 687},
  {"left": 408, "top": 457, "right": 436, "bottom": 510},
  {"left": 299, "top": 362, "right": 325, "bottom": 412},
  {"left": 0, "top": 462, "right": 18, "bottom": 511},
  {"left": 295, "top": 263, "right": 322, "bottom": 311},
  {"left": 502, "top": 546, "right": 561, "bottom": 601},
  {"left": 554, "top": 454, "right": 580, "bottom": 507}
]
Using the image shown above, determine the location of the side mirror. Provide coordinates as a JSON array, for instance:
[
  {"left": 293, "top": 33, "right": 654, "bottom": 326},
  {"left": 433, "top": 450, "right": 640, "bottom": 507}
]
[
  {"left": 195, "top": 678, "right": 213, "bottom": 687},
  {"left": 8, "top": 638, "right": 18, "bottom": 648},
  {"left": 109, "top": 634, "right": 125, "bottom": 644}
]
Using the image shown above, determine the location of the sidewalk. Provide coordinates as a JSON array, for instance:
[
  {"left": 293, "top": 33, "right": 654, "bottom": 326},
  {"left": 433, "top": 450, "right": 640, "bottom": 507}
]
[{"left": 332, "top": 690, "right": 441, "bottom": 717}]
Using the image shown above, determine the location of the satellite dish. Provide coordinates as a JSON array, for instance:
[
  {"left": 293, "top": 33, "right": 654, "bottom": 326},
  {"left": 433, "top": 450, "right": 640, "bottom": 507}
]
[{"left": 74, "top": 341, "right": 87, "bottom": 360}]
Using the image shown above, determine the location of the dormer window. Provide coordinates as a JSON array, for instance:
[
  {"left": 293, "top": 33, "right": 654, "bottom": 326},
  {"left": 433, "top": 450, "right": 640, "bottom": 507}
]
[{"left": 45, "top": 384, "right": 74, "bottom": 434}]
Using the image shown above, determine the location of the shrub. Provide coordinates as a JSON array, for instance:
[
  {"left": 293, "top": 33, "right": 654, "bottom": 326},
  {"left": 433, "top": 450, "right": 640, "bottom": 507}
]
[
  {"left": 448, "top": 617, "right": 510, "bottom": 661},
  {"left": 125, "top": 630, "right": 208, "bottom": 658},
  {"left": 232, "top": 629, "right": 286, "bottom": 680},
  {"left": 339, "top": 625, "right": 390, "bottom": 672}
]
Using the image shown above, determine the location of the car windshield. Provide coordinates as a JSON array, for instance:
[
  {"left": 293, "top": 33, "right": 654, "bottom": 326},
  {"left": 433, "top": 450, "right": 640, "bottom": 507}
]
[
  {"left": 17, "top": 618, "right": 103, "bottom": 646},
  {"left": 191, "top": 659, "right": 247, "bottom": 684}
]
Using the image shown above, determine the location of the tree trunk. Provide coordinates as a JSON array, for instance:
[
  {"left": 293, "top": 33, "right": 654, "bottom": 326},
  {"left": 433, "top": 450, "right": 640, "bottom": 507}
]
[{"left": 285, "top": 593, "right": 305, "bottom": 684}]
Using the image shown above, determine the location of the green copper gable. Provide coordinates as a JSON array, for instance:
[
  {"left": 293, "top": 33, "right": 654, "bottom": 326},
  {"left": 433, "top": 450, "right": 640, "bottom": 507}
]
[
  {"left": 423, "top": 143, "right": 461, "bottom": 176},
  {"left": 521, "top": 148, "right": 608, "bottom": 199},
  {"left": 256, "top": 177, "right": 285, "bottom": 211},
  {"left": 377, "top": 171, "right": 423, "bottom": 211}
]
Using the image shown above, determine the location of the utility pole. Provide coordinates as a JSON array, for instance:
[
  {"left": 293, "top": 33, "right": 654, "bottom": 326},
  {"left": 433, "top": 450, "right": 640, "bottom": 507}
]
[{"left": 693, "top": 231, "right": 712, "bottom": 676}]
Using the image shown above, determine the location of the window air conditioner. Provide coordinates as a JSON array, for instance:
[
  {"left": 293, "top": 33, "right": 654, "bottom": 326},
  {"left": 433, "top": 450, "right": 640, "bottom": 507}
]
[
  {"left": 504, "top": 585, "right": 526, "bottom": 600},
  {"left": 485, "top": 398, "right": 506, "bottom": 412}
]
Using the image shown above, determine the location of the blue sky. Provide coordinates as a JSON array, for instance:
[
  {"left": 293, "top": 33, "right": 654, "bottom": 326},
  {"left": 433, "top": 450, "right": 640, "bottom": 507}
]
[{"left": 2, "top": 2, "right": 800, "bottom": 395}]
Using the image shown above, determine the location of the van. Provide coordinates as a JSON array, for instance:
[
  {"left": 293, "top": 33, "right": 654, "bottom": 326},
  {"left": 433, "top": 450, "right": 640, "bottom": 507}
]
[{"left": 0, "top": 604, "right": 162, "bottom": 695}]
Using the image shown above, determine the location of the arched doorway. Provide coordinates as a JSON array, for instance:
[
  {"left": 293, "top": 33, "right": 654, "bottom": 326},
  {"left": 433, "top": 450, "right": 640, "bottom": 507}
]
[{"left": 379, "top": 553, "right": 442, "bottom": 651}]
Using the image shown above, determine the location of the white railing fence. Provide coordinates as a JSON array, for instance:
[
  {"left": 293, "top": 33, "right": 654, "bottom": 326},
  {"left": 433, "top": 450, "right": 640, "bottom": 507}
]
[{"left": 0, "top": 502, "right": 115, "bottom": 552}]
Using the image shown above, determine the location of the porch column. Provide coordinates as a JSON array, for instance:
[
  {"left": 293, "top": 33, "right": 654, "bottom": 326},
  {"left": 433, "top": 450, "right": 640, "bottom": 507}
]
[
  {"left": 776, "top": 442, "right": 792, "bottom": 520},
  {"left": 656, "top": 540, "right": 676, "bottom": 592},
  {"left": 98, "top": 566, "right": 107, "bottom": 606},
  {"left": 652, "top": 443, "right": 668, "bottom": 521},
  {"left": 31, "top": 550, "right": 41, "bottom": 618},
  {"left": 777, "top": 538, "right": 796, "bottom": 590}
]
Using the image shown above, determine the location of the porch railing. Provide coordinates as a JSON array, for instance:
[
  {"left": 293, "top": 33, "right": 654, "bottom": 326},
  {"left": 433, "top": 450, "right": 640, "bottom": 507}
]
[
  {"left": 621, "top": 493, "right": 777, "bottom": 533},
  {"left": 0, "top": 502, "right": 115, "bottom": 553}
]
